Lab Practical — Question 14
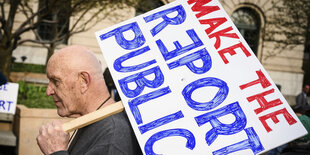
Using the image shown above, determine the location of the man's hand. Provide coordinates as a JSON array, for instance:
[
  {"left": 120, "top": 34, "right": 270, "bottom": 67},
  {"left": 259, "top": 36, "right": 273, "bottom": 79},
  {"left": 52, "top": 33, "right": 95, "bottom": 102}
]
[{"left": 37, "top": 120, "right": 70, "bottom": 155}]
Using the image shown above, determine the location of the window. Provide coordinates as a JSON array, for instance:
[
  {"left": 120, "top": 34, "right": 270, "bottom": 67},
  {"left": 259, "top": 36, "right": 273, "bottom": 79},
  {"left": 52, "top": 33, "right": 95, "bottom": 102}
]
[
  {"left": 135, "top": 0, "right": 164, "bottom": 16},
  {"left": 231, "top": 8, "right": 261, "bottom": 55},
  {"left": 37, "top": 0, "right": 70, "bottom": 43}
]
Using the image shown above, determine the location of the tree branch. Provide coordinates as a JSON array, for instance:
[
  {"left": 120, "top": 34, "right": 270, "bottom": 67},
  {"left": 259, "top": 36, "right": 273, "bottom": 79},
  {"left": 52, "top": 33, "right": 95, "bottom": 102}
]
[
  {"left": 13, "top": 6, "right": 46, "bottom": 39},
  {"left": 6, "top": 0, "right": 21, "bottom": 35},
  {"left": 69, "top": 2, "right": 97, "bottom": 32}
]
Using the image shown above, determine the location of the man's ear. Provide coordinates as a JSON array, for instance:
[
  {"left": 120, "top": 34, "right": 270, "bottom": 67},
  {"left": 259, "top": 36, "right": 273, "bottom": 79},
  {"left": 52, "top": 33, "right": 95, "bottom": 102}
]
[{"left": 79, "top": 71, "right": 91, "bottom": 94}]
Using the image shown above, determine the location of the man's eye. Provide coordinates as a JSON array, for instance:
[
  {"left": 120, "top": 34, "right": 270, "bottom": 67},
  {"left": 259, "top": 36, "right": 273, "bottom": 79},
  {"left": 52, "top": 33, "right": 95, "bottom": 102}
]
[
  {"left": 52, "top": 79, "right": 60, "bottom": 86},
  {"left": 55, "top": 80, "right": 61, "bottom": 86}
]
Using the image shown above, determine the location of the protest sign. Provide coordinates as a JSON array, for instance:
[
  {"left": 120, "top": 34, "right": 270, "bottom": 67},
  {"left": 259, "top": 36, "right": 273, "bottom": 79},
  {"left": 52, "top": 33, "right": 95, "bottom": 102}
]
[
  {"left": 95, "top": 0, "right": 307, "bottom": 154},
  {"left": 0, "top": 82, "right": 19, "bottom": 114}
]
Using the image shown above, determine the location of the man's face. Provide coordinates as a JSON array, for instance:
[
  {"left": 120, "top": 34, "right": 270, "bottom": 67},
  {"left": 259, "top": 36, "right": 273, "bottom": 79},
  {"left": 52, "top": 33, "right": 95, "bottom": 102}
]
[{"left": 46, "top": 63, "right": 80, "bottom": 117}]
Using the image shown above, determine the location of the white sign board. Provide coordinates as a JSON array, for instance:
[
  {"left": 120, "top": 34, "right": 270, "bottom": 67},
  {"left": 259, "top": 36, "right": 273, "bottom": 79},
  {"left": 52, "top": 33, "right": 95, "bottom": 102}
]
[
  {"left": 95, "top": 0, "right": 307, "bottom": 154},
  {"left": 0, "top": 82, "right": 19, "bottom": 114}
]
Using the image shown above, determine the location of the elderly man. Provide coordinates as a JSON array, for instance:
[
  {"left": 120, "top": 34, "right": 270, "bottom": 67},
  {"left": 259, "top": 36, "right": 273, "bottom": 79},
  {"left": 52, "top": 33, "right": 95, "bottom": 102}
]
[{"left": 36, "top": 45, "right": 141, "bottom": 155}]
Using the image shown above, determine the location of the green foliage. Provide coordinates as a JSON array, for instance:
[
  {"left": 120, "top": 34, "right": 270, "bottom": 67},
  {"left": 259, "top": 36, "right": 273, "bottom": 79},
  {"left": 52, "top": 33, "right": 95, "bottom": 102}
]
[
  {"left": 17, "top": 81, "right": 56, "bottom": 109},
  {"left": 11, "top": 63, "right": 46, "bottom": 73}
]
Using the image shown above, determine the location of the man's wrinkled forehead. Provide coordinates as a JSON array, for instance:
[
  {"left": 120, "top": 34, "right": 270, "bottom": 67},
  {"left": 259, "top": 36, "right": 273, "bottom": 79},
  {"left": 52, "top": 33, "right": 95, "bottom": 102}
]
[
  {"left": 46, "top": 53, "right": 71, "bottom": 78},
  {"left": 46, "top": 63, "right": 62, "bottom": 80}
]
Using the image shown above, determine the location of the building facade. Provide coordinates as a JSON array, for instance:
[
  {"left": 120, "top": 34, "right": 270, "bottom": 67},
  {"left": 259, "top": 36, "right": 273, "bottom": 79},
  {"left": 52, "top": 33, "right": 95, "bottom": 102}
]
[
  {"left": 217, "top": 0, "right": 305, "bottom": 102},
  {"left": 11, "top": 0, "right": 306, "bottom": 105}
]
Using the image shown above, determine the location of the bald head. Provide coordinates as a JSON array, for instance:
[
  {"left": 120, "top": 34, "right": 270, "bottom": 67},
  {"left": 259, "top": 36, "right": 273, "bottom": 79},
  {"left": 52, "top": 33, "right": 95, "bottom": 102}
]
[
  {"left": 46, "top": 45, "right": 110, "bottom": 117},
  {"left": 47, "top": 45, "right": 103, "bottom": 79}
]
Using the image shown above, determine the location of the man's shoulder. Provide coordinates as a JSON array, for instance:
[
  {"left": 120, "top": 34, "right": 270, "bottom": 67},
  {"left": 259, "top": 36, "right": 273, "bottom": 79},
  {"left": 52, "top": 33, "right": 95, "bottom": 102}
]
[
  {"left": 296, "top": 92, "right": 304, "bottom": 98},
  {"left": 68, "top": 111, "right": 141, "bottom": 155},
  {"left": 94, "top": 111, "right": 131, "bottom": 132},
  {"left": 77, "top": 111, "right": 134, "bottom": 143},
  {"left": 102, "top": 111, "right": 129, "bottom": 124}
]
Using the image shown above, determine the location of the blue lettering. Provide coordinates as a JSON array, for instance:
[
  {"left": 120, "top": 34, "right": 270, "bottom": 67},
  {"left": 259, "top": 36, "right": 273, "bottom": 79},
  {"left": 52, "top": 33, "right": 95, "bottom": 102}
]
[
  {"left": 156, "top": 29, "right": 203, "bottom": 61},
  {"left": 129, "top": 87, "right": 171, "bottom": 125},
  {"left": 182, "top": 77, "right": 228, "bottom": 111},
  {"left": 114, "top": 46, "right": 156, "bottom": 72},
  {"left": 139, "top": 111, "right": 184, "bottom": 134},
  {"left": 0, "top": 83, "right": 8, "bottom": 91},
  {"left": 195, "top": 102, "right": 247, "bottom": 145},
  {"left": 0, "top": 100, "right": 5, "bottom": 110},
  {"left": 168, "top": 48, "right": 212, "bottom": 74},
  {"left": 144, "top": 128, "right": 196, "bottom": 155},
  {"left": 7, "top": 101, "right": 13, "bottom": 111},
  {"left": 213, "top": 127, "right": 264, "bottom": 155},
  {"left": 0, "top": 100, "right": 14, "bottom": 112},
  {"left": 144, "top": 5, "right": 186, "bottom": 36},
  {"left": 118, "top": 66, "right": 164, "bottom": 98},
  {"left": 99, "top": 22, "right": 145, "bottom": 50}
]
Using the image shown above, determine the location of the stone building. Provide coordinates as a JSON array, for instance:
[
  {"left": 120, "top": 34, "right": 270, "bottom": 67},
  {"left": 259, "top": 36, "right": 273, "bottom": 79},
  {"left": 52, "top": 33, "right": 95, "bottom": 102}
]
[
  {"left": 2, "top": 0, "right": 308, "bottom": 154},
  {"left": 216, "top": 0, "right": 307, "bottom": 105},
  {"left": 11, "top": 0, "right": 308, "bottom": 105}
]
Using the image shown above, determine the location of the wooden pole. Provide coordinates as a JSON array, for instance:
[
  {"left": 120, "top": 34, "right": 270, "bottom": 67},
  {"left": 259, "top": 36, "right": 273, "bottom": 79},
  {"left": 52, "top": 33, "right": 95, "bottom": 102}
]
[{"left": 62, "top": 101, "right": 124, "bottom": 133}]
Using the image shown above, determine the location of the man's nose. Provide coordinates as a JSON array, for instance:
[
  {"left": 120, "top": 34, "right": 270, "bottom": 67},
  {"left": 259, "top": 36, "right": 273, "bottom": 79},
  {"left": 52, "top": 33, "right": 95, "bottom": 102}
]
[{"left": 46, "top": 84, "right": 55, "bottom": 96}]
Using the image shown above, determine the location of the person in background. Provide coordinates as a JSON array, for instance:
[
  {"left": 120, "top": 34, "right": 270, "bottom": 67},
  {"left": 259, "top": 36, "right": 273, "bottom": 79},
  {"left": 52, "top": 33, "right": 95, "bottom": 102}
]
[
  {"left": 295, "top": 109, "right": 310, "bottom": 143},
  {"left": 36, "top": 45, "right": 141, "bottom": 155},
  {"left": 268, "top": 108, "right": 310, "bottom": 155},
  {"left": 0, "top": 71, "right": 7, "bottom": 86},
  {"left": 295, "top": 84, "right": 310, "bottom": 113},
  {"left": 103, "top": 68, "right": 121, "bottom": 102}
]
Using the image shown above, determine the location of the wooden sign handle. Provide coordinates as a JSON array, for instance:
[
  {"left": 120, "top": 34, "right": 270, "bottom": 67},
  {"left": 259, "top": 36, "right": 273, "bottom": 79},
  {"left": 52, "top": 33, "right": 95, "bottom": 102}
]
[{"left": 62, "top": 101, "right": 124, "bottom": 133}]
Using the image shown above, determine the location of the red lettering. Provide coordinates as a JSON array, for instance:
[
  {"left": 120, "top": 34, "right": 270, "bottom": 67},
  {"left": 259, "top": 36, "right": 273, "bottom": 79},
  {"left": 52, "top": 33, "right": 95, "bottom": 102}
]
[
  {"left": 239, "top": 70, "right": 271, "bottom": 90},
  {"left": 247, "top": 89, "right": 283, "bottom": 114},
  {"left": 187, "top": 0, "right": 220, "bottom": 18},
  {"left": 239, "top": 72, "right": 296, "bottom": 134},
  {"left": 259, "top": 108, "right": 297, "bottom": 132},
  {"left": 209, "top": 27, "right": 239, "bottom": 49},
  {"left": 218, "top": 42, "right": 251, "bottom": 64},
  {"left": 199, "top": 17, "right": 227, "bottom": 34}
]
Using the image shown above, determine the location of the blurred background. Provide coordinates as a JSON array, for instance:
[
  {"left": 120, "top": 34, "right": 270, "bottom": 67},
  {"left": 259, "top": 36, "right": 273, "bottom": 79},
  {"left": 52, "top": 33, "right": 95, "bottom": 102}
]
[{"left": 0, "top": 0, "right": 309, "bottom": 154}]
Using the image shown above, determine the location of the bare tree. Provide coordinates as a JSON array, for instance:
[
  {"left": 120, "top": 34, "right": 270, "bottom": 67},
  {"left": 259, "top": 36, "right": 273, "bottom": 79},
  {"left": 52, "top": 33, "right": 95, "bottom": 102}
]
[
  {"left": 264, "top": 0, "right": 310, "bottom": 84},
  {"left": 264, "top": 0, "right": 310, "bottom": 58},
  {"left": 0, "top": 0, "right": 139, "bottom": 79}
]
